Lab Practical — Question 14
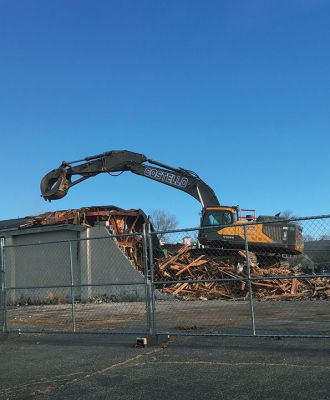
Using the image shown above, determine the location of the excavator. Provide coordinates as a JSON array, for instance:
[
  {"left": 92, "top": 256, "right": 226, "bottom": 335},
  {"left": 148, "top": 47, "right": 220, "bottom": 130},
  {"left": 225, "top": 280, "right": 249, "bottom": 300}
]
[{"left": 40, "top": 150, "right": 304, "bottom": 265}]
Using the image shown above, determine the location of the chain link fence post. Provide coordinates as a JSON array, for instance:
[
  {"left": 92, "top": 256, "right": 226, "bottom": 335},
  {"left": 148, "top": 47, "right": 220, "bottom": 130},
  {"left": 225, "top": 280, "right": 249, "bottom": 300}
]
[
  {"left": 143, "top": 223, "right": 157, "bottom": 336},
  {"left": 142, "top": 224, "right": 152, "bottom": 334},
  {"left": 243, "top": 224, "right": 256, "bottom": 336},
  {"left": 68, "top": 241, "right": 76, "bottom": 333},
  {"left": 0, "top": 237, "right": 7, "bottom": 334},
  {"left": 142, "top": 223, "right": 156, "bottom": 336},
  {"left": 146, "top": 223, "right": 156, "bottom": 335}
]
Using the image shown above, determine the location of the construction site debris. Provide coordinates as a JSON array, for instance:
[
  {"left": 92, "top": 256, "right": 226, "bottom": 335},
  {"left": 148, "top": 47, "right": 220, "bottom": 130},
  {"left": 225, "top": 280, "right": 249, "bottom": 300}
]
[
  {"left": 11, "top": 206, "right": 329, "bottom": 301},
  {"left": 154, "top": 245, "right": 330, "bottom": 300},
  {"left": 22, "top": 205, "right": 151, "bottom": 268},
  {"left": 25, "top": 205, "right": 149, "bottom": 234}
]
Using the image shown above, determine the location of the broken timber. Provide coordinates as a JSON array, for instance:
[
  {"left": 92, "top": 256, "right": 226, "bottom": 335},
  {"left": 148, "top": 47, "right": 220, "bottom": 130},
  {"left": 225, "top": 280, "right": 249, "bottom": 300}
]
[{"left": 154, "top": 245, "right": 330, "bottom": 300}]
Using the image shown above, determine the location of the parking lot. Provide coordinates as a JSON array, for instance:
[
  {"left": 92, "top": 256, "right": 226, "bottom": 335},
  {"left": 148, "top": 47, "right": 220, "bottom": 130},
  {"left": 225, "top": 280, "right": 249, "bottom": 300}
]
[{"left": 0, "top": 333, "right": 330, "bottom": 400}]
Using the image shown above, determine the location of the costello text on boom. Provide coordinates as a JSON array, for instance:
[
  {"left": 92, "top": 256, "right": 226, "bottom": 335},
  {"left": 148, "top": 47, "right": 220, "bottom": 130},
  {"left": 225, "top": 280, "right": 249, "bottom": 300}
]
[{"left": 144, "top": 167, "right": 188, "bottom": 188}]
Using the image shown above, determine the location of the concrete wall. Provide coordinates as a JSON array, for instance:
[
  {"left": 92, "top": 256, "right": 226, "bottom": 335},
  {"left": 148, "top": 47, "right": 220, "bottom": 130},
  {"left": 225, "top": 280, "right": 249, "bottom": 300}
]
[
  {"left": 1, "top": 224, "right": 147, "bottom": 304},
  {"left": 79, "top": 224, "right": 146, "bottom": 301},
  {"left": 3, "top": 227, "right": 81, "bottom": 304}
]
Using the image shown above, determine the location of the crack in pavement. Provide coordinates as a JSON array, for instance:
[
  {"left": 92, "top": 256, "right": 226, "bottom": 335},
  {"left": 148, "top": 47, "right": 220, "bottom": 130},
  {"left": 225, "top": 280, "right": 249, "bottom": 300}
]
[
  {"left": 1, "top": 347, "right": 166, "bottom": 399},
  {"left": 0, "top": 372, "right": 85, "bottom": 397}
]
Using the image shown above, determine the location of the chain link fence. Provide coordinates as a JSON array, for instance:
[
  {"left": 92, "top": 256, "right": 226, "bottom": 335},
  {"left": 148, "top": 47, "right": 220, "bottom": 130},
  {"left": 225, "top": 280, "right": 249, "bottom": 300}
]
[
  {"left": 0, "top": 233, "right": 149, "bottom": 335},
  {"left": 149, "top": 215, "right": 330, "bottom": 337},
  {"left": 0, "top": 215, "right": 329, "bottom": 337}
]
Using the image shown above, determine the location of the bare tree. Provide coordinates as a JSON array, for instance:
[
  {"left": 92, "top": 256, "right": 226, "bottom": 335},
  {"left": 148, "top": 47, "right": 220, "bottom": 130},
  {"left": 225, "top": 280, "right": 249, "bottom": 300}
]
[
  {"left": 148, "top": 209, "right": 178, "bottom": 232},
  {"left": 279, "top": 210, "right": 298, "bottom": 219}
]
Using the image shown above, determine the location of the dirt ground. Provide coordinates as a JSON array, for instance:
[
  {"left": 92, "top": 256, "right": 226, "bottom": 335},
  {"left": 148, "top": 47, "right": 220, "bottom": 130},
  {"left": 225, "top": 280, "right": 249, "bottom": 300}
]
[{"left": 5, "top": 299, "right": 330, "bottom": 336}]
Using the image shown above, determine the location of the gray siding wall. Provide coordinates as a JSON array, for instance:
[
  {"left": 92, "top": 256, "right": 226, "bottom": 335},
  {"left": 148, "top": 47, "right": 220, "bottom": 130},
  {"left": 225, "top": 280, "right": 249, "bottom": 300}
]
[
  {"left": 79, "top": 225, "right": 146, "bottom": 301},
  {"left": 3, "top": 225, "right": 147, "bottom": 303},
  {"left": 4, "top": 230, "right": 80, "bottom": 304}
]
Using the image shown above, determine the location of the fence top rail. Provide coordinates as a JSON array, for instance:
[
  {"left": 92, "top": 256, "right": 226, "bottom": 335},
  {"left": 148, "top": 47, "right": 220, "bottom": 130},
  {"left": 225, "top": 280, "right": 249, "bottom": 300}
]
[
  {"left": 153, "top": 273, "right": 330, "bottom": 286},
  {"left": 150, "top": 214, "right": 330, "bottom": 236},
  {"left": 2, "top": 231, "right": 143, "bottom": 249}
]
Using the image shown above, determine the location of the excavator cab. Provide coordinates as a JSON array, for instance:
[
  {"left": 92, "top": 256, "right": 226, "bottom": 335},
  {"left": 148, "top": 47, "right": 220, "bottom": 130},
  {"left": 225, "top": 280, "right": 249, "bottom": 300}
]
[
  {"left": 199, "top": 206, "right": 304, "bottom": 256},
  {"left": 201, "top": 207, "right": 238, "bottom": 227},
  {"left": 198, "top": 206, "right": 240, "bottom": 248}
]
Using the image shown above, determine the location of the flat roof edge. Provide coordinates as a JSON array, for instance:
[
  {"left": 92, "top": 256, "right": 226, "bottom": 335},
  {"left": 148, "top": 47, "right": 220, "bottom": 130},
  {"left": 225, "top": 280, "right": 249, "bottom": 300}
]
[{"left": 0, "top": 224, "right": 86, "bottom": 237}]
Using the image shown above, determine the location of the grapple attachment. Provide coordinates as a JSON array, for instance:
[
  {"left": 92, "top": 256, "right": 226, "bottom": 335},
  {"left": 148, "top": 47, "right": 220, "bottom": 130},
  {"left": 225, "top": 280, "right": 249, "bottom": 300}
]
[{"left": 40, "top": 168, "right": 71, "bottom": 201}]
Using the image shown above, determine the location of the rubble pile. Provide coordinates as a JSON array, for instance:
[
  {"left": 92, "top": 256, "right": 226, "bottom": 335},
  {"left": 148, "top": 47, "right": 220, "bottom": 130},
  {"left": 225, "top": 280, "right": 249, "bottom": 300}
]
[{"left": 154, "top": 245, "right": 330, "bottom": 300}]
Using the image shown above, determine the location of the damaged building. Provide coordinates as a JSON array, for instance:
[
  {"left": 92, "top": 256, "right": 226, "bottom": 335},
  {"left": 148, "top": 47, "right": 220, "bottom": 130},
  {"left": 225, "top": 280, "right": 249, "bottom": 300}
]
[{"left": 0, "top": 206, "right": 155, "bottom": 304}]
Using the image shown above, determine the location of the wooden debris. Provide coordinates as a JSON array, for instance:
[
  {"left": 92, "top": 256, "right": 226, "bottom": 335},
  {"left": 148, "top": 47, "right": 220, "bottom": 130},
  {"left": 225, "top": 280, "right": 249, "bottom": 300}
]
[
  {"left": 158, "top": 245, "right": 190, "bottom": 270},
  {"left": 153, "top": 245, "right": 330, "bottom": 300},
  {"left": 176, "top": 256, "right": 207, "bottom": 276},
  {"left": 290, "top": 278, "right": 299, "bottom": 295}
]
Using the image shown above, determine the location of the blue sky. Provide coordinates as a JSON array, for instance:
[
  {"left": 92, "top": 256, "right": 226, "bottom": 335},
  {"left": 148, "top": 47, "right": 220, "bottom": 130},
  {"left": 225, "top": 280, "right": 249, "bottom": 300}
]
[{"left": 0, "top": 0, "right": 329, "bottom": 227}]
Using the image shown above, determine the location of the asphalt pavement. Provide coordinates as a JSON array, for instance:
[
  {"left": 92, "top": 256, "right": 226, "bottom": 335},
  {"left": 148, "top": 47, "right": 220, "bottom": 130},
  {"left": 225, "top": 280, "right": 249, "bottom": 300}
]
[{"left": 0, "top": 333, "right": 329, "bottom": 400}]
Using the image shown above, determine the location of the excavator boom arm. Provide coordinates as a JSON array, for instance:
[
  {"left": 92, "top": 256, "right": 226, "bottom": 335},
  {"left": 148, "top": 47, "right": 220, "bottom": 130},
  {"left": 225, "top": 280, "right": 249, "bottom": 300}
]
[{"left": 40, "top": 150, "right": 220, "bottom": 207}]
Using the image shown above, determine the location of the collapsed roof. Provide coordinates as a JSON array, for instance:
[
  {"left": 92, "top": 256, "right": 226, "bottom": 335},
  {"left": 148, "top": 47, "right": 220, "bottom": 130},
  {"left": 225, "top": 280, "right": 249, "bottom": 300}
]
[{"left": 0, "top": 205, "right": 151, "bottom": 235}]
